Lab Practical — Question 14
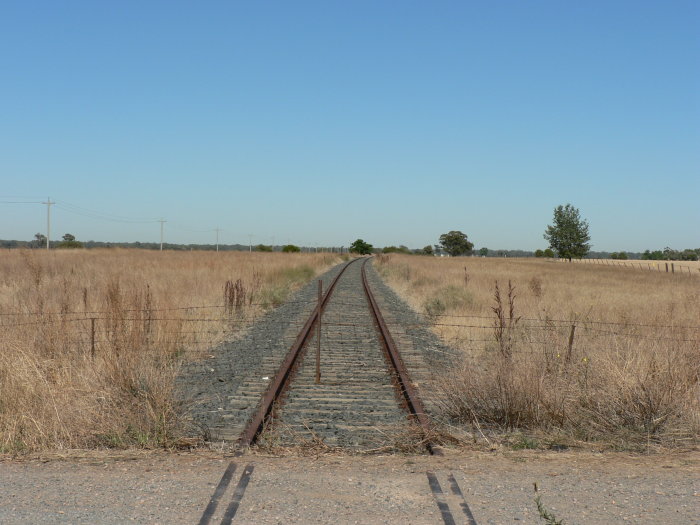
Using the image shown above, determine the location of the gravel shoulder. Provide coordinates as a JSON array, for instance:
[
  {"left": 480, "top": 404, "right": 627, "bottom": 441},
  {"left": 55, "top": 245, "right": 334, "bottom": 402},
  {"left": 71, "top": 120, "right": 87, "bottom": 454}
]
[{"left": 1, "top": 449, "right": 698, "bottom": 524}]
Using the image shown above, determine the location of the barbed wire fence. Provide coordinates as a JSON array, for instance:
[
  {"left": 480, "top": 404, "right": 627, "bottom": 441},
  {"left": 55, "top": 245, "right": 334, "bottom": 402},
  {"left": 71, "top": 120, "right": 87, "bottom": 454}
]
[
  {"left": 2, "top": 298, "right": 698, "bottom": 363},
  {"left": 559, "top": 257, "right": 700, "bottom": 276}
]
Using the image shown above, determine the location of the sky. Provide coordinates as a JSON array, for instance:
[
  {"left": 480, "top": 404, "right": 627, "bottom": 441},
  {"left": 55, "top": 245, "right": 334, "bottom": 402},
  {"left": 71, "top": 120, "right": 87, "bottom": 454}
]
[{"left": 1, "top": 1, "right": 698, "bottom": 251}]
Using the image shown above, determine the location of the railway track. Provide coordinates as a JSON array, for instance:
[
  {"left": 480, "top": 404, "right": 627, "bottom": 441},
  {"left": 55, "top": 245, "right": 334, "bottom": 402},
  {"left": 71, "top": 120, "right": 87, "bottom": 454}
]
[
  {"left": 195, "top": 258, "right": 474, "bottom": 524},
  {"left": 238, "top": 256, "right": 438, "bottom": 454}
]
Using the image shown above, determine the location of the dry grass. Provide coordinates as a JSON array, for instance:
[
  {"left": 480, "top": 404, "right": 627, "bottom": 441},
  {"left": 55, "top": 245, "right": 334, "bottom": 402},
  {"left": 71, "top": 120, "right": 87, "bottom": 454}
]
[
  {"left": 564, "top": 258, "right": 700, "bottom": 273},
  {"left": 0, "top": 248, "right": 340, "bottom": 453},
  {"left": 375, "top": 254, "right": 700, "bottom": 450}
]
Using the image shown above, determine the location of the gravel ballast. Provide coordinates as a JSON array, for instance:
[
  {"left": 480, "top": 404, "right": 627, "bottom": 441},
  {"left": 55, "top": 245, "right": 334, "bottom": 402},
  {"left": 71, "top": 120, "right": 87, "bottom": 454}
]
[{"left": 177, "top": 257, "right": 455, "bottom": 449}]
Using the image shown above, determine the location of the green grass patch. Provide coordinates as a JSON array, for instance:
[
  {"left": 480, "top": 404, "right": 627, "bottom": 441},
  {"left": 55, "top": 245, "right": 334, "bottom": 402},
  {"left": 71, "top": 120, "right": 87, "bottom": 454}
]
[
  {"left": 259, "top": 264, "right": 317, "bottom": 309},
  {"left": 423, "top": 285, "right": 473, "bottom": 316}
]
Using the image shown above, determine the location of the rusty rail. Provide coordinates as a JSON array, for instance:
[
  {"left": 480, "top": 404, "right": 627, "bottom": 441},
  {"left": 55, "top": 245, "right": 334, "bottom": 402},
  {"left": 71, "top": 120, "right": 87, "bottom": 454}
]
[
  {"left": 361, "top": 258, "right": 441, "bottom": 455},
  {"left": 238, "top": 256, "right": 439, "bottom": 454},
  {"left": 237, "top": 257, "right": 360, "bottom": 448}
]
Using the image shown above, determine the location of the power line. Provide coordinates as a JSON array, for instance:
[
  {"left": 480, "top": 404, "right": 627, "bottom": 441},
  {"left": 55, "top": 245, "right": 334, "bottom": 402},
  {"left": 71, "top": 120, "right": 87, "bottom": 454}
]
[
  {"left": 54, "top": 200, "right": 160, "bottom": 224},
  {"left": 3, "top": 196, "right": 333, "bottom": 248}
]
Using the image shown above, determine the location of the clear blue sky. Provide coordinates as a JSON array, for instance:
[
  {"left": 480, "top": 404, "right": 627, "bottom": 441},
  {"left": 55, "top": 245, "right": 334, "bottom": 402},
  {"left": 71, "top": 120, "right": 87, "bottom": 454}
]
[{"left": 1, "top": 1, "right": 698, "bottom": 251}]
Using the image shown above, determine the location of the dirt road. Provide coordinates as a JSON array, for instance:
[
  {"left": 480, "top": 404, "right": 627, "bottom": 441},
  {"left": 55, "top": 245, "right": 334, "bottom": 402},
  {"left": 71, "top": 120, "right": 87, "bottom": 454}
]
[{"left": 1, "top": 449, "right": 698, "bottom": 524}]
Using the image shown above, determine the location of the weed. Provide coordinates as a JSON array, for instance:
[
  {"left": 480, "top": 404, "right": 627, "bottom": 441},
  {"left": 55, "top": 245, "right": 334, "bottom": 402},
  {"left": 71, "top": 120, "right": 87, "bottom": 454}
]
[
  {"left": 224, "top": 278, "right": 246, "bottom": 316},
  {"left": 533, "top": 483, "right": 565, "bottom": 524},
  {"left": 492, "top": 280, "right": 520, "bottom": 359},
  {"left": 529, "top": 276, "right": 543, "bottom": 298},
  {"left": 511, "top": 433, "right": 540, "bottom": 450}
]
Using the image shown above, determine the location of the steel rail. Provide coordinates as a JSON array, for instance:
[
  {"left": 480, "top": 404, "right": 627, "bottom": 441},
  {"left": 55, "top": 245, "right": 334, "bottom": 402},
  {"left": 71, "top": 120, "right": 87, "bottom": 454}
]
[
  {"left": 237, "top": 257, "right": 362, "bottom": 448},
  {"left": 361, "top": 258, "right": 441, "bottom": 455}
]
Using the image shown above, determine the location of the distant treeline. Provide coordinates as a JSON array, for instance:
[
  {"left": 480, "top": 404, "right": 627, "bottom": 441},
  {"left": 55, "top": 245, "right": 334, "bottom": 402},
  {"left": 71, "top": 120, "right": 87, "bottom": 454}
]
[
  {"left": 0, "top": 239, "right": 343, "bottom": 252},
  {"left": 381, "top": 246, "right": 699, "bottom": 261},
  {"left": 640, "top": 248, "right": 699, "bottom": 261},
  {"left": 2, "top": 239, "right": 698, "bottom": 261},
  {"left": 1, "top": 239, "right": 252, "bottom": 251}
]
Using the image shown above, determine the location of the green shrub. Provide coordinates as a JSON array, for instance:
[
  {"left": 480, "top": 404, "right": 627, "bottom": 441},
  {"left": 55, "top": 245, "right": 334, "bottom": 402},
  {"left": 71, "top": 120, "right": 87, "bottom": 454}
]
[
  {"left": 279, "top": 265, "right": 314, "bottom": 284},
  {"left": 259, "top": 286, "right": 289, "bottom": 308},
  {"left": 423, "top": 285, "right": 473, "bottom": 316},
  {"left": 423, "top": 297, "right": 446, "bottom": 317},
  {"left": 57, "top": 240, "right": 84, "bottom": 249}
]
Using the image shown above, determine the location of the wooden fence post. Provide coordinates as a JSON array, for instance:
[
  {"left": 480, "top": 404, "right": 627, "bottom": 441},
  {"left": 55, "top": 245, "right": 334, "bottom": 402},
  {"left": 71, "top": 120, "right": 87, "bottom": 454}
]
[
  {"left": 566, "top": 324, "right": 576, "bottom": 362},
  {"left": 90, "top": 317, "right": 96, "bottom": 358}
]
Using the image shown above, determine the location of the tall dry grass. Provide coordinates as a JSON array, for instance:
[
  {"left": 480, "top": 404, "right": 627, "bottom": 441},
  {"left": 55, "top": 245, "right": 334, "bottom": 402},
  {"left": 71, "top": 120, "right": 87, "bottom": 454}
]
[
  {"left": 0, "top": 249, "right": 340, "bottom": 452},
  {"left": 375, "top": 254, "right": 700, "bottom": 449}
]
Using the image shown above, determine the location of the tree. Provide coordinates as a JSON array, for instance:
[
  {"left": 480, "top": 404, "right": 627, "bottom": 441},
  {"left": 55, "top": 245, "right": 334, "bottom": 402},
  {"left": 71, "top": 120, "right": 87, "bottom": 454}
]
[
  {"left": 438, "top": 231, "right": 474, "bottom": 257},
  {"left": 535, "top": 249, "right": 544, "bottom": 257},
  {"left": 543, "top": 248, "right": 554, "bottom": 258},
  {"left": 57, "top": 233, "right": 83, "bottom": 249},
  {"left": 662, "top": 247, "right": 677, "bottom": 260},
  {"left": 282, "top": 244, "right": 300, "bottom": 253},
  {"left": 479, "top": 247, "right": 489, "bottom": 257},
  {"left": 256, "top": 244, "right": 273, "bottom": 252},
  {"left": 422, "top": 245, "right": 434, "bottom": 256},
  {"left": 33, "top": 233, "right": 47, "bottom": 248},
  {"left": 382, "top": 245, "right": 411, "bottom": 254},
  {"left": 681, "top": 249, "right": 699, "bottom": 261},
  {"left": 349, "top": 239, "right": 373, "bottom": 255},
  {"left": 543, "top": 204, "right": 590, "bottom": 261}
]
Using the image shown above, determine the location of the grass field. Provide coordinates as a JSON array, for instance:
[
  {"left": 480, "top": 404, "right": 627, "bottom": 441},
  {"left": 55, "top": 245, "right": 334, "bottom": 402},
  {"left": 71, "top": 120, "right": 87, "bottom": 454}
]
[
  {"left": 0, "top": 249, "right": 340, "bottom": 452},
  {"left": 375, "top": 254, "right": 700, "bottom": 450},
  {"left": 565, "top": 258, "right": 700, "bottom": 273}
]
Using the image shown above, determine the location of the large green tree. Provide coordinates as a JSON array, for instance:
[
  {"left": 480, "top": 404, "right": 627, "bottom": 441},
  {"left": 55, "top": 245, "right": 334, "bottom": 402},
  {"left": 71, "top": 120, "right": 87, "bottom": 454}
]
[
  {"left": 543, "top": 204, "right": 590, "bottom": 261},
  {"left": 439, "top": 231, "right": 474, "bottom": 256},
  {"left": 349, "top": 239, "right": 373, "bottom": 255}
]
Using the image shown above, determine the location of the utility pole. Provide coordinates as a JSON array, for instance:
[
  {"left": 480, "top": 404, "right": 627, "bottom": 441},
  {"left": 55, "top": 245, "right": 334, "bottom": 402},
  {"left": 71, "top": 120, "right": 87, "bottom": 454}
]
[
  {"left": 215, "top": 227, "right": 220, "bottom": 252},
  {"left": 159, "top": 218, "right": 166, "bottom": 251},
  {"left": 248, "top": 234, "right": 252, "bottom": 252},
  {"left": 42, "top": 197, "right": 54, "bottom": 250}
]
